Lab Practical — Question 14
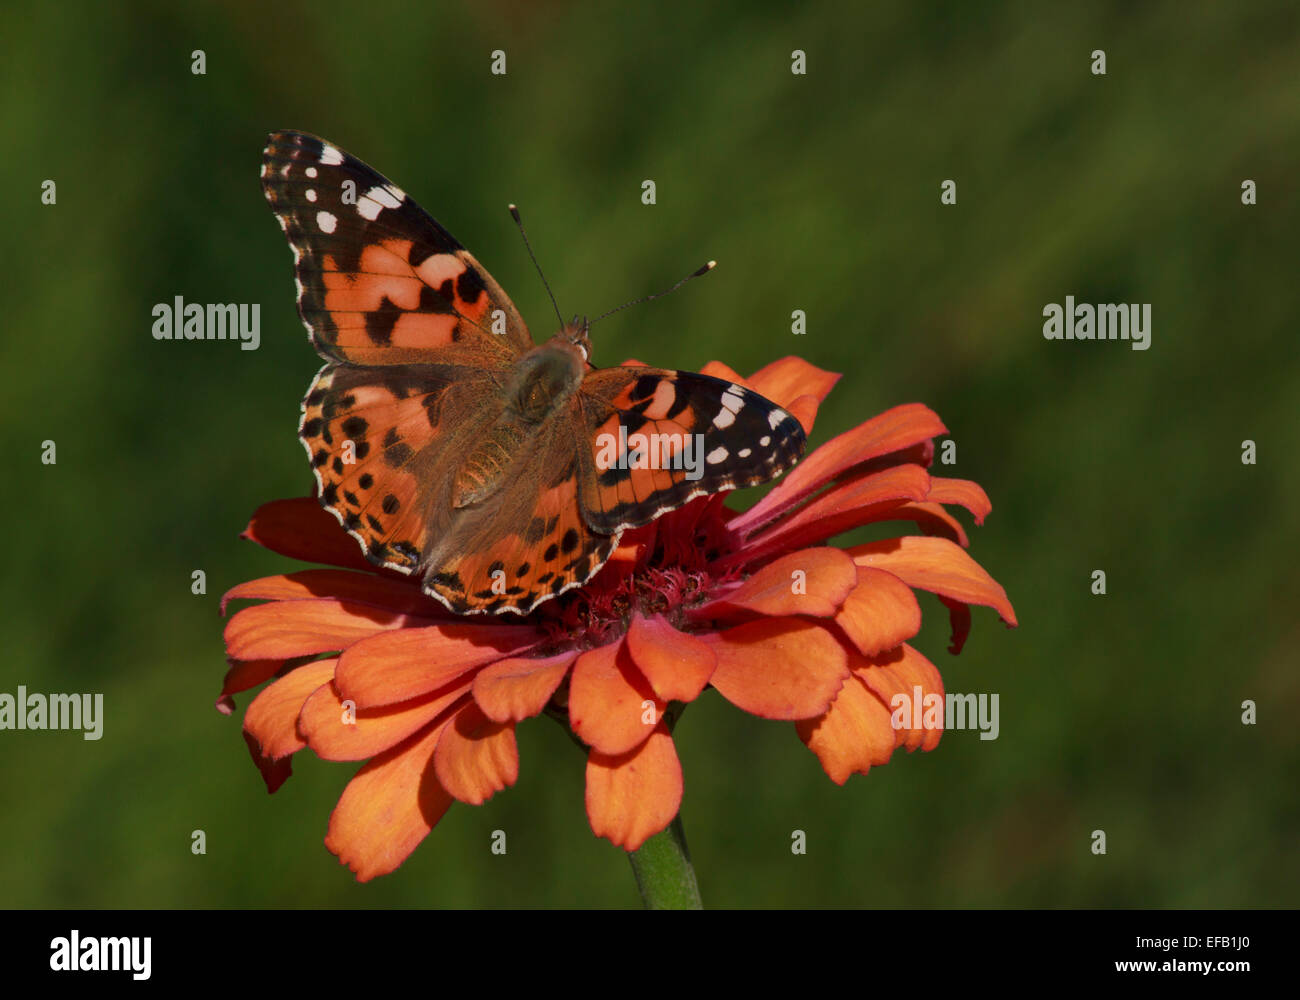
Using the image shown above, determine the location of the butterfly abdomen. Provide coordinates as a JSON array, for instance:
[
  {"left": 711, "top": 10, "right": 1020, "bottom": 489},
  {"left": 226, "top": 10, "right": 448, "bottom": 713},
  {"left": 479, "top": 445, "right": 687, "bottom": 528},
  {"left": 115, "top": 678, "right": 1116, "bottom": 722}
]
[{"left": 451, "top": 422, "right": 529, "bottom": 508}]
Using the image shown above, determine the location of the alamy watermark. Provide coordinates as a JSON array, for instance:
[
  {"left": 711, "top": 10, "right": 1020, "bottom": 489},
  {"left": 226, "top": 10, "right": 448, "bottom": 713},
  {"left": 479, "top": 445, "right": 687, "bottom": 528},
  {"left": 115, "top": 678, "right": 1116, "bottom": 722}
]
[
  {"left": 151, "top": 296, "right": 260, "bottom": 350},
  {"left": 890, "top": 685, "right": 999, "bottom": 740},
  {"left": 1043, "top": 296, "right": 1151, "bottom": 351},
  {"left": 594, "top": 428, "right": 708, "bottom": 481},
  {"left": 50, "top": 931, "right": 150, "bottom": 980},
  {"left": 0, "top": 686, "right": 103, "bottom": 740}
]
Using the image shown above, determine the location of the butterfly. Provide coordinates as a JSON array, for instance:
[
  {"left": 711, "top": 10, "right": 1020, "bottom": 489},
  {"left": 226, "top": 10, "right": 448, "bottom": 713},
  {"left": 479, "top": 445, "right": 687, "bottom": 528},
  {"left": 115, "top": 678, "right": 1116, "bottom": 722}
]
[{"left": 260, "top": 130, "right": 807, "bottom": 614}]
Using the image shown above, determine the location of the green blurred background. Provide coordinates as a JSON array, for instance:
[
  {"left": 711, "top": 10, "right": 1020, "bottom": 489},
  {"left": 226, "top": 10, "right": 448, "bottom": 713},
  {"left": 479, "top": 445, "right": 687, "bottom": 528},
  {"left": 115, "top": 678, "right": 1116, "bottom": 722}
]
[{"left": 3, "top": 0, "right": 1296, "bottom": 908}]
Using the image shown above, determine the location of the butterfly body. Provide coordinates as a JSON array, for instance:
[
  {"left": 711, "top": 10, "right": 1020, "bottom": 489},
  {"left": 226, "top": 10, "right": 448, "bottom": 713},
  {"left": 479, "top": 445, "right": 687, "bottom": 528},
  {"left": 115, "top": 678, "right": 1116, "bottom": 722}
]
[{"left": 263, "top": 131, "right": 806, "bottom": 614}]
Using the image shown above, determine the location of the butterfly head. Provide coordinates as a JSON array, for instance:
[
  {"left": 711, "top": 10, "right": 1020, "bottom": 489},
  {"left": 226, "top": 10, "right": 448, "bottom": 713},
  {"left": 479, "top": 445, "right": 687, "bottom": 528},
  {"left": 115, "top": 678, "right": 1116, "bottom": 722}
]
[{"left": 560, "top": 316, "right": 592, "bottom": 363}]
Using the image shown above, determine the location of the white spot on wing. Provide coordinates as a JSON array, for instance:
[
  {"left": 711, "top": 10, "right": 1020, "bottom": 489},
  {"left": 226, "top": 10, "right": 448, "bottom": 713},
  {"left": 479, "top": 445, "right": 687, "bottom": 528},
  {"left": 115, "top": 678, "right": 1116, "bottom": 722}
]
[
  {"left": 760, "top": 435, "right": 771, "bottom": 446},
  {"left": 319, "top": 144, "right": 344, "bottom": 165},
  {"left": 721, "top": 388, "right": 745, "bottom": 412},
  {"left": 707, "top": 446, "right": 728, "bottom": 464},
  {"left": 768, "top": 408, "right": 787, "bottom": 429},
  {"left": 305, "top": 166, "right": 318, "bottom": 178},
  {"left": 316, "top": 210, "right": 338, "bottom": 233},
  {"left": 713, "top": 406, "right": 736, "bottom": 429},
  {"left": 357, "top": 185, "right": 404, "bottom": 220},
  {"left": 305, "top": 188, "right": 317, "bottom": 202},
  {"left": 738, "top": 447, "right": 752, "bottom": 458}
]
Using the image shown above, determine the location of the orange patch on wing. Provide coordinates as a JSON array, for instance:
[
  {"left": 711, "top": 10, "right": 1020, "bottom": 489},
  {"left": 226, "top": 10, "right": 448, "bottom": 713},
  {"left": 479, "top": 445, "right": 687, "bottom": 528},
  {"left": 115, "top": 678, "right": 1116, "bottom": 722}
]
[
  {"left": 413, "top": 253, "right": 464, "bottom": 288},
  {"left": 643, "top": 379, "right": 678, "bottom": 419}
]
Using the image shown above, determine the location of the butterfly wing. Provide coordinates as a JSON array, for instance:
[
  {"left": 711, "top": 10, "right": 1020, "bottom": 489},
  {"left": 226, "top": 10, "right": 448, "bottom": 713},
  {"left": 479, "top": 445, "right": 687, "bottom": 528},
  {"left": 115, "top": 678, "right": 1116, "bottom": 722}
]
[
  {"left": 263, "top": 130, "right": 534, "bottom": 587},
  {"left": 575, "top": 367, "right": 807, "bottom": 534},
  {"left": 261, "top": 129, "right": 533, "bottom": 365},
  {"left": 299, "top": 362, "right": 505, "bottom": 575}
]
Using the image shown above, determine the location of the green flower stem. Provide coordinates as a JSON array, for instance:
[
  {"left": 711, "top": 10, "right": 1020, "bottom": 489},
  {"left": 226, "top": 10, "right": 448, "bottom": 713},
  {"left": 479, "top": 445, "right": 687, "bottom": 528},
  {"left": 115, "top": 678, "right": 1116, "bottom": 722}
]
[{"left": 628, "top": 813, "right": 702, "bottom": 909}]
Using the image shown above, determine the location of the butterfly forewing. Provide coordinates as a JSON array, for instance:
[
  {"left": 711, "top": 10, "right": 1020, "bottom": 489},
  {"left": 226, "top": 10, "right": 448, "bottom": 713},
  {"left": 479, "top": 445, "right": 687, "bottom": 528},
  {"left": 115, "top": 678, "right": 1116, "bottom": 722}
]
[
  {"left": 261, "top": 130, "right": 532, "bottom": 365},
  {"left": 576, "top": 367, "right": 807, "bottom": 535}
]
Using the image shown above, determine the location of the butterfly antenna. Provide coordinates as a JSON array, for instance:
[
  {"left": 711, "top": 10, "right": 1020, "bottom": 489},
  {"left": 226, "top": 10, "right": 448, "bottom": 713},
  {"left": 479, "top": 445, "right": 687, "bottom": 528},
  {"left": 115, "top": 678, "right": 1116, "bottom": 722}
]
[
  {"left": 509, "top": 204, "right": 564, "bottom": 328},
  {"left": 590, "top": 260, "right": 716, "bottom": 327}
]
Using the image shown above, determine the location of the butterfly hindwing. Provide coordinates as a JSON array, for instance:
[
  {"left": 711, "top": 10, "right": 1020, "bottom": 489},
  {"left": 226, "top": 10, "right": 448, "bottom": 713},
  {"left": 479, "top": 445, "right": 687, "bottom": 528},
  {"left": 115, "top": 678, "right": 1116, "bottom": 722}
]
[
  {"left": 262, "top": 130, "right": 533, "bottom": 365},
  {"left": 300, "top": 361, "right": 502, "bottom": 575},
  {"left": 576, "top": 367, "right": 807, "bottom": 535}
]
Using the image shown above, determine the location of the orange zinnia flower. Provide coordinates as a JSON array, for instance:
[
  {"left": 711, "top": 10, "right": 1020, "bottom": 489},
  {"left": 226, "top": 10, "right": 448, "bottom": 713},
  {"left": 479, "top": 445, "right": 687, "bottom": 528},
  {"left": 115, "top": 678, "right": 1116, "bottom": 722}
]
[{"left": 218, "top": 356, "right": 1016, "bottom": 881}]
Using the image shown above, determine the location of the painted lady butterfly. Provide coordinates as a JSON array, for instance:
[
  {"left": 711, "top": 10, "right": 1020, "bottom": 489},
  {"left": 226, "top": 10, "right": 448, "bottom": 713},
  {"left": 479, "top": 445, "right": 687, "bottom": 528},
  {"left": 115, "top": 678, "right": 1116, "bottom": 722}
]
[{"left": 261, "top": 130, "right": 806, "bottom": 614}]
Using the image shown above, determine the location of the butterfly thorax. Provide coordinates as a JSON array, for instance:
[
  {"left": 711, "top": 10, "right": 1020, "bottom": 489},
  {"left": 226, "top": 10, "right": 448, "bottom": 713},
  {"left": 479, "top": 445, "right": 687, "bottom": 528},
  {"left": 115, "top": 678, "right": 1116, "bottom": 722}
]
[
  {"left": 450, "top": 336, "right": 586, "bottom": 508},
  {"left": 506, "top": 335, "right": 587, "bottom": 421}
]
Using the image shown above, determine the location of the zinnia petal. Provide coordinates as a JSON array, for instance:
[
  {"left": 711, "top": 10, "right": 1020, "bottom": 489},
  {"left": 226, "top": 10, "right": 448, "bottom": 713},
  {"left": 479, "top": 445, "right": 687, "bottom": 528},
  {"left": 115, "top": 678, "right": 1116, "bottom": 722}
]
[
  {"left": 569, "top": 638, "right": 664, "bottom": 755},
  {"left": 699, "top": 360, "right": 749, "bottom": 385},
  {"left": 324, "top": 721, "right": 454, "bottom": 882},
  {"left": 625, "top": 613, "right": 716, "bottom": 702},
  {"left": 243, "top": 657, "right": 337, "bottom": 778},
  {"left": 298, "top": 677, "right": 474, "bottom": 761},
  {"left": 225, "top": 598, "right": 438, "bottom": 661},
  {"left": 729, "top": 465, "right": 931, "bottom": 562},
  {"left": 219, "top": 656, "right": 302, "bottom": 702},
  {"left": 796, "top": 643, "right": 946, "bottom": 783},
  {"left": 834, "top": 567, "right": 923, "bottom": 656},
  {"left": 242, "top": 497, "right": 378, "bottom": 573},
  {"left": 703, "top": 618, "right": 849, "bottom": 719},
  {"left": 472, "top": 650, "right": 579, "bottom": 723},
  {"left": 850, "top": 535, "right": 1018, "bottom": 631},
  {"left": 334, "top": 623, "right": 542, "bottom": 708},
  {"left": 925, "top": 476, "right": 992, "bottom": 525},
  {"left": 746, "top": 356, "right": 841, "bottom": 409},
  {"left": 882, "top": 501, "right": 969, "bottom": 547},
  {"left": 698, "top": 547, "right": 858, "bottom": 619},
  {"left": 433, "top": 701, "right": 519, "bottom": 805},
  {"left": 795, "top": 669, "right": 897, "bottom": 784},
  {"left": 585, "top": 722, "right": 683, "bottom": 851},
  {"left": 222, "top": 569, "right": 447, "bottom": 617},
  {"left": 856, "top": 644, "right": 945, "bottom": 752}
]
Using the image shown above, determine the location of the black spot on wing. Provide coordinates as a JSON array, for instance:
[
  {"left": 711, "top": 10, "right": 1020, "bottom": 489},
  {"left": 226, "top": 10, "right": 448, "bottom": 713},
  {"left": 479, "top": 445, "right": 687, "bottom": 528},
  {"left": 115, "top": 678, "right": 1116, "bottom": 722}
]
[
  {"left": 384, "top": 441, "right": 413, "bottom": 467},
  {"left": 456, "top": 268, "right": 486, "bottom": 305},
  {"left": 365, "top": 297, "right": 401, "bottom": 345},
  {"left": 419, "top": 282, "right": 458, "bottom": 315}
]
